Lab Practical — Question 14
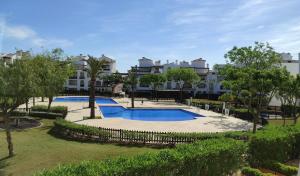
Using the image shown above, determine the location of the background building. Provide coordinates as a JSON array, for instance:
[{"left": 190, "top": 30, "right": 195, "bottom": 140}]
[
  {"left": 64, "top": 54, "right": 117, "bottom": 93},
  {"left": 0, "top": 50, "right": 31, "bottom": 66},
  {"left": 269, "top": 52, "right": 300, "bottom": 106},
  {"left": 131, "top": 57, "right": 228, "bottom": 98}
]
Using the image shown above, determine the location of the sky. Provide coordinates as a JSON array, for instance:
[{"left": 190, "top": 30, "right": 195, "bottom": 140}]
[{"left": 1, "top": 0, "right": 300, "bottom": 72}]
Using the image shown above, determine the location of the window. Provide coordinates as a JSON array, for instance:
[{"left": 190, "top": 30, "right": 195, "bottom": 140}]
[
  {"left": 69, "top": 80, "right": 77, "bottom": 86},
  {"left": 79, "top": 72, "right": 85, "bottom": 79},
  {"left": 167, "top": 81, "right": 172, "bottom": 89},
  {"left": 139, "top": 82, "right": 149, "bottom": 88},
  {"left": 102, "top": 65, "right": 110, "bottom": 71},
  {"left": 197, "top": 83, "right": 206, "bottom": 88},
  {"left": 96, "top": 81, "right": 101, "bottom": 87},
  {"left": 80, "top": 80, "right": 84, "bottom": 87}
]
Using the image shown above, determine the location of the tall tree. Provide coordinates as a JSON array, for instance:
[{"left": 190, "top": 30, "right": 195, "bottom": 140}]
[
  {"left": 0, "top": 59, "right": 36, "bottom": 157},
  {"left": 86, "top": 56, "right": 108, "bottom": 118},
  {"left": 140, "top": 74, "right": 166, "bottom": 101},
  {"left": 125, "top": 66, "right": 138, "bottom": 108},
  {"left": 166, "top": 68, "right": 200, "bottom": 102},
  {"left": 102, "top": 71, "right": 124, "bottom": 95},
  {"left": 32, "top": 54, "right": 74, "bottom": 111},
  {"left": 51, "top": 48, "right": 65, "bottom": 60},
  {"left": 219, "top": 42, "right": 285, "bottom": 133},
  {"left": 278, "top": 73, "right": 300, "bottom": 124}
]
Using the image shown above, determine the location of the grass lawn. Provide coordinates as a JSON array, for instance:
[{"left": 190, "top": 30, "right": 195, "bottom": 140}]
[
  {"left": 0, "top": 119, "right": 158, "bottom": 176},
  {"left": 267, "top": 118, "right": 300, "bottom": 126}
]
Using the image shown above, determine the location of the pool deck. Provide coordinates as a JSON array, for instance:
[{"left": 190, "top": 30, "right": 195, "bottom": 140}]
[{"left": 20, "top": 96, "right": 254, "bottom": 133}]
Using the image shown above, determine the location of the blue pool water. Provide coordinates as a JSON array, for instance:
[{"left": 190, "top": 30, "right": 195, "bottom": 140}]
[
  {"left": 99, "top": 106, "right": 203, "bottom": 121},
  {"left": 54, "top": 97, "right": 117, "bottom": 104}
]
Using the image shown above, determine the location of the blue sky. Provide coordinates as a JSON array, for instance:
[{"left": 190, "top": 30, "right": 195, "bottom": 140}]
[{"left": 1, "top": 0, "right": 300, "bottom": 72}]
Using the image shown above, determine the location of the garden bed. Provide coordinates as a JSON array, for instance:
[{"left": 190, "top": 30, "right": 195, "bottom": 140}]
[{"left": 0, "top": 117, "right": 41, "bottom": 130}]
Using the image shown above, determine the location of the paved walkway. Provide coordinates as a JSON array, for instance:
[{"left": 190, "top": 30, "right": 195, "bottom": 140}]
[{"left": 21, "top": 96, "right": 254, "bottom": 133}]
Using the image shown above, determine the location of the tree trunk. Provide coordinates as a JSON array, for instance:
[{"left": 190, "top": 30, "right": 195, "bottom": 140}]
[
  {"left": 47, "top": 96, "right": 53, "bottom": 112},
  {"left": 25, "top": 98, "right": 29, "bottom": 112},
  {"left": 4, "top": 113, "right": 14, "bottom": 157},
  {"left": 252, "top": 106, "right": 261, "bottom": 133},
  {"left": 252, "top": 113, "right": 258, "bottom": 133},
  {"left": 90, "top": 77, "right": 96, "bottom": 118},
  {"left": 131, "top": 85, "right": 135, "bottom": 108},
  {"left": 42, "top": 97, "right": 44, "bottom": 102},
  {"left": 33, "top": 97, "right": 35, "bottom": 106},
  {"left": 293, "top": 103, "right": 297, "bottom": 125},
  {"left": 155, "top": 89, "right": 158, "bottom": 102}
]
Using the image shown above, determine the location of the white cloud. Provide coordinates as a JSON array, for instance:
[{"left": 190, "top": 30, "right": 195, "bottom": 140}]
[
  {"left": 0, "top": 18, "right": 73, "bottom": 49},
  {"left": 268, "top": 21, "right": 300, "bottom": 56},
  {"left": 5, "top": 25, "right": 36, "bottom": 39}
]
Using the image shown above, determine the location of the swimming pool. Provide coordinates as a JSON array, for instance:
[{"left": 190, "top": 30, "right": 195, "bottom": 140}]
[
  {"left": 54, "top": 97, "right": 118, "bottom": 104},
  {"left": 99, "top": 106, "right": 203, "bottom": 121}
]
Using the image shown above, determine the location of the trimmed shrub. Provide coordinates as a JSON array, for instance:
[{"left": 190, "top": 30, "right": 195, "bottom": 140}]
[
  {"left": 9, "top": 111, "right": 28, "bottom": 116},
  {"left": 262, "top": 160, "right": 298, "bottom": 176},
  {"left": 29, "top": 111, "right": 63, "bottom": 119},
  {"left": 53, "top": 119, "right": 110, "bottom": 141},
  {"left": 31, "top": 105, "right": 68, "bottom": 117},
  {"left": 241, "top": 167, "right": 273, "bottom": 176},
  {"left": 231, "top": 108, "right": 253, "bottom": 121},
  {"left": 281, "top": 105, "right": 300, "bottom": 117},
  {"left": 187, "top": 99, "right": 223, "bottom": 112},
  {"left": 35, "top": 138, "right": 246, "bottom": 176},
  {"left": 248, "top": 125, "right": 300, "bottom": 165},
  {"left": 53, "top": 119, "right": 251, "bottom": 144}
]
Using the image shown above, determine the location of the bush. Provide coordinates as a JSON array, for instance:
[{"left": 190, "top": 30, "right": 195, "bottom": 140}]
[
  {"left": 262, "top": 160, "right": 298, "bottom": 176},
  {"left": 248, "top": 125, "right": 300, "bottom": 165},
  {"left": 187, "top": 99, "right": 223, "bottom": 112},
  {"left": 31, "top": 105, "right": 68, "bottom": 117},
  {"left": 35, "top": 138, "right": 246, "bottom": 176},
  {"left": 29, "top": 111, "right": 63, "bottom": 119},
  {"left": 231, "top": 108, "right": 253, "bottom": 121},
  {"left": 9, "top": 111, "right": 28, "bottom": 116},
  {"left": 241, "top": 167, "right": 273, "bottom": 176},
  {"left": 53, "top": 119, "right": 251, "bottom": 144},
  {"left": 53, "top": 119, "right": 109, "bottom": 141},
  {"left": 281, "top": 105, "right": 300, "bottom": 117}
]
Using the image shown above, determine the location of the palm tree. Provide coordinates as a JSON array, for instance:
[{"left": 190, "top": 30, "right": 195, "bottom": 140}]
[
  {"left": 86, "top": 56, "right": 108, "bottom": 118},
  {"left": 125, "top": 66, "right": 138, "bottom": 108}
]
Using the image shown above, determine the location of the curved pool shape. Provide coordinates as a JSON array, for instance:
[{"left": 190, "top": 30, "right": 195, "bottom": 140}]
[
  {"left": 99, "top": 106, "right": 204, "bottom": 121},
  {"left": 54, "top": 97, "right": 117, "bottom": 104}
]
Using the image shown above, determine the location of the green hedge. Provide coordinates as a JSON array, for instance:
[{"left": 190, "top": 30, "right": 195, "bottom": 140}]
[
  {"left": 31, "top": 105, "right": 68, "bottom": 117},
  {"left": 187, "top": 99, "right": 223, "bottom": 112},
  {"left": 54, "top": 119, "right": 109, "bottom": 138},
  {"left": 53, "top": 119, "right": 251, "bottom": 144},
  {"left": 10, "top": 111, "right": 28, "bottom": 116},
  {"left": 241, "top": 167, "right": 273, "bottom": 176},
  {"left": 35, "top": 138, "right": 246, "bottom": 176},
  {"left": 281, "top": 105, "right": 300, "bottom": 117},
  {"left": 262, "top": 160, "right": 298, "bottom": 176},
  {"left": 29, "top": 112, "right": 63, "bottom": 119},
  {"left": 248, "top": 125, "right": 300, "bottom": 165}
]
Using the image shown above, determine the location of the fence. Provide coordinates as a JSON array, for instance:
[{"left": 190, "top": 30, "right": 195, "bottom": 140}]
[
  {"left": 58, "top": 128, "right": 198, "bottom": 145},
  {"left": 53, "top": 121, "right": 231, "bottom": 145}
]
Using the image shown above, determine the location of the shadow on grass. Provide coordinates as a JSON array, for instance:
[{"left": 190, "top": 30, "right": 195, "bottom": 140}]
[
  {"left": 0, "top": 156, "right": 10, "bottom": 176},
  {"left": 0, "top": 117, "right": 42, "bottom": 132}
]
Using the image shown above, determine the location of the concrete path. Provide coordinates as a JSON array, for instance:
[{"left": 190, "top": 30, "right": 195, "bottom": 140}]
[{"left": 21, "top": 96, "right": 254, "bottom": 133}]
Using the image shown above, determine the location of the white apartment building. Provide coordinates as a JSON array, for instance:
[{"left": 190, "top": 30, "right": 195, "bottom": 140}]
[
  {"left": 269, "top": 52, "right": 300, "bottom": 106},
  {"left": 0, "top": 50, "right": 30, "bottom": 65},
  {"left": 134, "top": 57, "right": 227, "bottom": 96},
  {"left": 64, "top": 54, "right": 117, "bottom": 92}
]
